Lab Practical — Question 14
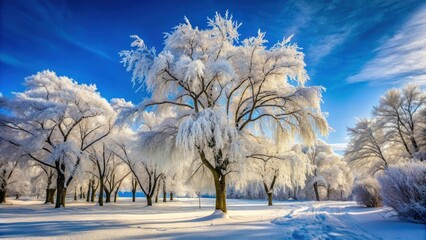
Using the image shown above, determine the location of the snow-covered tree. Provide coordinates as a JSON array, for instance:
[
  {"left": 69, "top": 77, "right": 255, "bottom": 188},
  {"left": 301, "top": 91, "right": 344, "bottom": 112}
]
[
  {"left": 345, "top": 118, "right": 391, "bottom": 175},
  {"left": 244, "top": 139, "right": 310, "bottom": 205},
  {"left": 303, "top": 140, "right": 351, "bottom": 201},
  {"left": 373, "top": 84, "right": 426, "bottom": 161},
  {"left": 0, "top": 70, "right": 113, "bottom": 208},
  {"left": 120, "top": 12, "right": 328, "bottom": 213},
  {"left": 113, "top": 128, "right": 164, "bottom": 206},
  {"left": 88, "top": 142, "right": 130, "bottom": 206}
]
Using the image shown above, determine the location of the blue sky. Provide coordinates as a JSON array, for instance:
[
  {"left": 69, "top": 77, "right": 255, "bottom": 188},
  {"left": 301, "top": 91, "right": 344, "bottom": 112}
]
[{"left": 1, "top": 0, "right": 425, "bottom": 150}]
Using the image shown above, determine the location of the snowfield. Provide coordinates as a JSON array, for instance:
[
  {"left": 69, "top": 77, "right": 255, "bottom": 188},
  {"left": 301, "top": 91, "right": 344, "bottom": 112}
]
[{"left": 0, "top": 198, "right": 424, "bottom": 240}]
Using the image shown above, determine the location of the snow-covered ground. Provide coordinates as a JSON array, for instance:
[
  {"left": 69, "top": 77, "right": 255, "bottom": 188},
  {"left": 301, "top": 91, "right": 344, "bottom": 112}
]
[{"left": 0, "top": 198, "right": 424, "bottom": 239}]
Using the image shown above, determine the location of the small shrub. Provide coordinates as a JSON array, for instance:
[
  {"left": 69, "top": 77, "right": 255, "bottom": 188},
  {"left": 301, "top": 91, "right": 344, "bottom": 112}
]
[
  {"left": 353, "top": 178, "right": 382, "bottom": 207},
  {"left": 378, "top": 162, "right": 426, "bottom": 224}
]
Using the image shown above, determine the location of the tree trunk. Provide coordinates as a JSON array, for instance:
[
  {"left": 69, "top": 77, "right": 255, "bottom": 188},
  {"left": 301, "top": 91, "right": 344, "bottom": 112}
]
[
  {"left": 55, "top": 163, "right": 66, "bottom": 208},
  {"left": 0, "top": 190, "right": 6, "bottom": 204},
  {"left": 114, "top": 189, "right": 119, "bottom": 203},
  {"left": 91, "top": 183, "right": 97, "bottom": 203},
  {"left": 293, "top": 187, "right": 298, "bottom": 200},
  {"left": 105, "top": 190, "right": 111, "bottom": 203},
  {"left": 98, "top": 179, "right": 104, "bottom": 206},
  {"left": 170, "top": 192, "right": 173, "bottom": 201},
  {"left": 45, "top": 188, "right": 56, "bottom": 204},
  {"left": 86, "top": 181, "right": 91, "bottom": 202},
  {"left": 213, "top": 174, "right": 227, "bottom": 213},
  {"left": 146, "top": 195, "right": 153, "bottom": 206},
  {"left": 131, "top": 179, "right": 137, "bottom": 202},
  {"left": 45, "top": 188, "right": 50, "bottom": 204},
  {"left": 79, "top": 186, "right": 83, "bottom": 199},
  {"left": 114, "top": 181, "right": 122, "bottom": 203},
  {"left": 155, "top": 180, "right": 161, "bottom": 203},
  {"left": 327, "top": 187, "right": 331, "bottom": 200},
  {"left": 162, "top": 177, "right": 166, "bottom": 203},
  {"left": 313, "top": 182, "right": 320, "bottom": 201},
  {"left": 74, "top": 187, "right": 77, "bottom": 201},
  {"left": 132, "top": 189, "right": 136, "bottom": 202},
  {"left": 267, "top": 192, "right": 273, "bottom": 206},
  {"left": 49, "top": 189, "right": 55, "bottom": 204}
]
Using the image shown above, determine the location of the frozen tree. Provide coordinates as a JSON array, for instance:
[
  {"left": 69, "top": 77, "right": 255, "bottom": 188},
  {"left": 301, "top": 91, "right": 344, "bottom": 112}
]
[
  {"left": 345, "top": 118, "right": 391, "bottom": 175},
  {"left": 0, "top": 161, "right": 19, "bottom": 203},
  {"left": 113, "top": 128, "right": 164, "bottom": 206},
  {"left": 245, "top": 138, "right": 310, "bottom": 206},
  {"left": 373, "top": 84, "right": 426, "bottom": 161},
  {"left": 88, "top": 143, "right": 130, "bottom": 206},
  {"left": 0, "top": 70, "right": 113, "bottom": 208},
  {"left": 303, "top": 140, "right": 351, "bottom": 201},
  {"left": 319, "top": 153, "right": 353, "bottom": 200},
  {"left": 120, "top": 12, "right": 328, "bottom": 213},
  {"left": 31, "top": 164, "right": 56, "bottom": 204}
]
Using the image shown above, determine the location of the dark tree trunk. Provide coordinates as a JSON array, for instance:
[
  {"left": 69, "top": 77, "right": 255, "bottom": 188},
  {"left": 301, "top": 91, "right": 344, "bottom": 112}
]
[
  {"left": 313, "top": 182, "right": 320, "bottom": 201},
  {"left": 131, "top": 179, "right": 137, "bottom": 202},
  {"left": 0, "top": 190, "right": 6, "bottom": 204},
  {"left": 214, "top": 174, "right": 227, "bottom": 213},
  {"left": 86, "top": 181, "right": 91, "bottom": 202},
  {"left": 55, "top": 162, "right": 66, "bottom": 208},
  {"left": 155, "top": 193, "right": 158, "bottom": 203},
  {"left": 267, "top": 192, "right": 273, "bottom": 206},
  {"left": 45, "top": 188, "right": 56, "bottom": 204},
  {"left": 74, "top": 187, "right": 77, "bottom": 201},
  {"left": 162, "top": 177, "right": 166, "bottom": 203},
  {"left": 98, "top": 179, "right": 104, "bottom": 206},
  {"left": 105, "top": 190, "right": 111, "bottom": 203},
  {"left": 146, "top": 195, "right": 153, "bottom": 206},
  {"left": 114, "top": 189, "right": 119, "bottom": 203},
  {"left": 132, "top": 189, "right": 136, "bottom": 202},
  {"left": 114, "top": 181, "right": 122, "bottom": 203},
  {"left": 170, "top": 192, "right": 173, "bottom": 201}
]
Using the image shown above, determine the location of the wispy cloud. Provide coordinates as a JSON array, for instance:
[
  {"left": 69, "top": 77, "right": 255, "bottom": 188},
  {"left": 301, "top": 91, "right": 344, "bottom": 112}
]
[
  {"left": 2, "top": 0, "right": 112, "bottom": 61},
  {"left": 329, "top": 142, "right": 347, "bottom": 152},
  {"left": 347, "top": 5, "right": 426, "bottom": 85},
  {"left": 0, "top": 53, "right": 29, "bottom": 69}
]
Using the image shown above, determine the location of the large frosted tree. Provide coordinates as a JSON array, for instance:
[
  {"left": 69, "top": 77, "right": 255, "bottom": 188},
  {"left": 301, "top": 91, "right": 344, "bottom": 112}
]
[
  {"left": 0, "top": 71, "right": 113, "bottom": 208},
  {"left": 120, "top": 13, "right": 328, "bottom": 213}
]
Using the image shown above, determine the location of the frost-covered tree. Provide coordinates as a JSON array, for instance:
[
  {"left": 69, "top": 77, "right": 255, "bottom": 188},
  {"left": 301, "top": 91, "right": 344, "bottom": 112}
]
[
  {"left": 120, "top": 13, "right": 328, "bottom": 213},
  {"left": 345, "top": 118, "right": 391, "bottom": 175},
  {"left": 245, "top": 139, "right": 310, "bottom": 206},
  {"left": 0, "top": 161, "right": 19, "bottom": 203},
  {"left": 0, "top": 71, "right": 113, "bottom": 208},
  {"left": 31, "top": 164, "right": 56, "bottom": 204},
  {"left": 303, "top": 140, "right": 351, "bottom": 201},
  {"left": 373, "top": 84, "right": 426, "bottom": 161},
  {"left": 319, "top": 153, "right": 353, "bottom": 200},
  {"left": 113, "top": 128, "right": 164, "bottom": 206},
  {"left": 88, "top": 143, "right": 127, "bottom": 206}
]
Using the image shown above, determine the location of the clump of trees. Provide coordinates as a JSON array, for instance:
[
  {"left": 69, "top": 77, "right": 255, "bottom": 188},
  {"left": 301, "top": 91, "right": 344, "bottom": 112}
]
[
  {"left": 0, "top": 13, "right": 357, "bottom": 212},
  {"left": 346, "top": 84, "right": 426, "bottom": 222}
]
